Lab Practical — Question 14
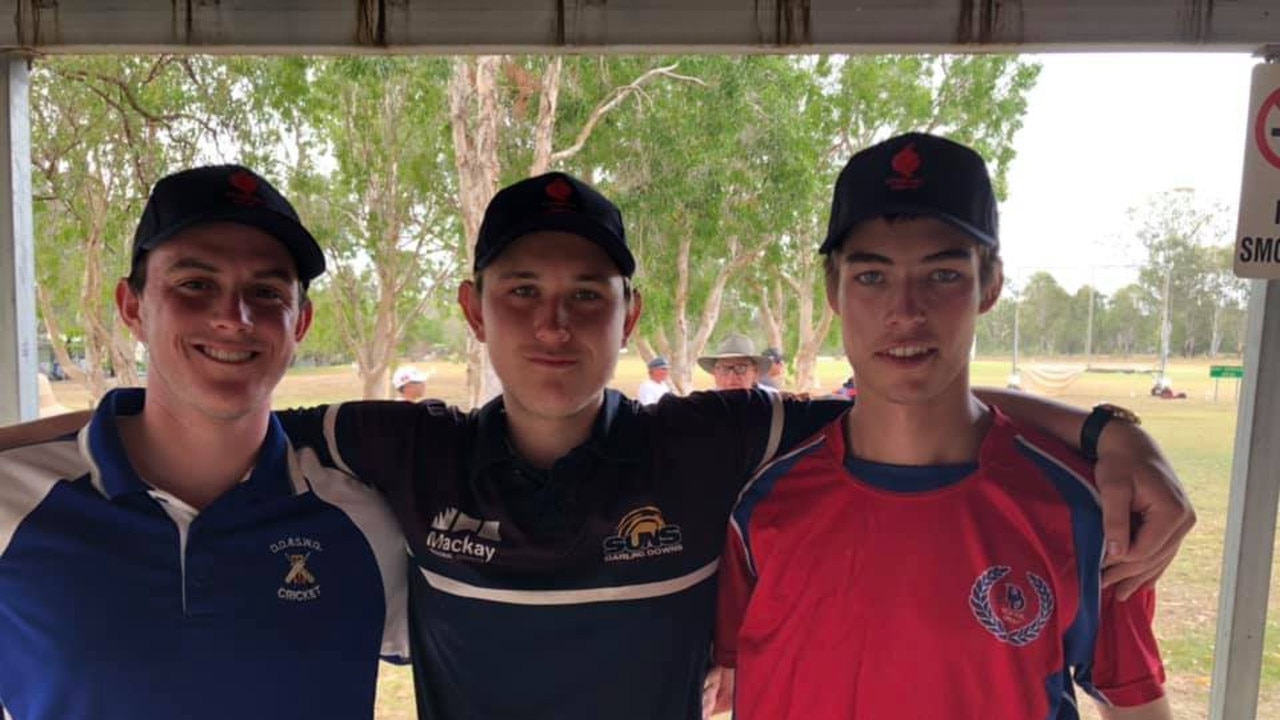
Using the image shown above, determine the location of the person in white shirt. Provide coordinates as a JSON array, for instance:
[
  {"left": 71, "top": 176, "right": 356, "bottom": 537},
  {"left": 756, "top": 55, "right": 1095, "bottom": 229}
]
[{"left": 636, "top": 356, "right": 673, "bottom": 404}]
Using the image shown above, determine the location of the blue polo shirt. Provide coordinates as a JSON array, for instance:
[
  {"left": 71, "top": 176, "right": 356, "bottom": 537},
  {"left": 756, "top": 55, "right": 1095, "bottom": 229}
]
[
  {"left": 280, "top": 388, "right": 849, "bottom": 719},
  {"left": 0, "top": 388, "right": 408, "bottom": 720}
]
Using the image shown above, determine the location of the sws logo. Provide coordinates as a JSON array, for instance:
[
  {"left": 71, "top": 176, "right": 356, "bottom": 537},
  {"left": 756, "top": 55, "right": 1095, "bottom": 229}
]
[
  {"left": 603, "top": 506, "right": 684, "bottom": 562},
  {"left": 426, "top": 507, "right": 501, "bottom": 563}
]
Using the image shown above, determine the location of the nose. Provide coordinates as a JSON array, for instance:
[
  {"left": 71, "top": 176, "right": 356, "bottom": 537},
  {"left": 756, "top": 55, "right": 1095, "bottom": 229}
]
[
  {"left": 887, "top": 281, "right": 925, "bottom": 326},
  {"left": 533, "top": 296, "right": 571, "bottom": 344},
  {"left": 212, "top": 291, "right": 253, "bottom": 333}
]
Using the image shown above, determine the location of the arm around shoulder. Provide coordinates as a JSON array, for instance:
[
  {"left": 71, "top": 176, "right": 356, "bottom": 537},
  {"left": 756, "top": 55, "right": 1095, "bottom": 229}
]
[
  {"left": 0, "top": 410, "right": 92, "bottom": 450},
  {"left": 975, "top": 388, "right": 1195, "bottom": 598}
]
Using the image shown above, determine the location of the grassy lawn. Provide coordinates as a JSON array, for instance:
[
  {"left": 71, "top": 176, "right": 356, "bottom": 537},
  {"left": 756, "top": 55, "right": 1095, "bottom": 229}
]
[{"left": 43, "top": 353, "right": 1266, "bottom": 718}]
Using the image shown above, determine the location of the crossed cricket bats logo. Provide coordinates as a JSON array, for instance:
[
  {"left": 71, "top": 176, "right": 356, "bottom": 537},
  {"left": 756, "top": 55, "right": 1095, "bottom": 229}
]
[{"left": 284, "top": 553, "right": 316, "bottom": 586}]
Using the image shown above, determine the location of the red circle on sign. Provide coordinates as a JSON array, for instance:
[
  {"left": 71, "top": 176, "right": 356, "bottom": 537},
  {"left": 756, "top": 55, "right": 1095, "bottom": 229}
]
[{"left": 1256, "top": 87, "right": 1280, "bottom": 170}]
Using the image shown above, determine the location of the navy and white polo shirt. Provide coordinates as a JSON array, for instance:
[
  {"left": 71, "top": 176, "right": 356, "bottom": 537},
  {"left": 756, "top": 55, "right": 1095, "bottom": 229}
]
[
  {"left": 0, "top": 388, "right": 408, "bottom": 720},
  {"left": 280, "top": 388, "right": 848, "bottom": 720}
]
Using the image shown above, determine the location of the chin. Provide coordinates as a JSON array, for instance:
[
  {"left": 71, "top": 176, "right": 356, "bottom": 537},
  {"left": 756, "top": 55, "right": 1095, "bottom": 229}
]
[{"left": 512, "top": 384, "right": 600, "bottom": 418}]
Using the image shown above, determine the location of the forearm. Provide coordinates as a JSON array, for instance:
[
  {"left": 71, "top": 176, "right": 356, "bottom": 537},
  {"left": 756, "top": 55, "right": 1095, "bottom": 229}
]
[
  {"left": 0, "top": 411, "right": 92, "bottom": 450},
  {"left": 973, "top": 388, "right": 1092, "bottom": 450},
  {"left": 1097, "top": 696, "right": 1172, "bottom": 720}
]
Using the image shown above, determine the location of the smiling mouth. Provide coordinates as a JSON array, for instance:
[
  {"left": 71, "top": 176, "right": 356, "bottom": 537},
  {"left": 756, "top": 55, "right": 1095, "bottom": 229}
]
[
  {"left": 196, "top": 345, "right": 258, "bottom": 364},
  {"left": 875, "top": 345, "right": 936, "bottom": 361}
]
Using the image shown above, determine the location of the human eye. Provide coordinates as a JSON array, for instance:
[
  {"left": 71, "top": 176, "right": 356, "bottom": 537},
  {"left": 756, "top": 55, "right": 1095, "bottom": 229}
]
[
  {"left": 509, "top": 285, "right": 537, "bottom": 299},
  {"left": 853, "top": 270, "right": 884, "bottom": 286},
  {"left": 176, "top": 277, "right": 213, "bottom": 292},
  {"left": 930, "top": 269, "right": 963, "bottom": 283},
  {"left": 254, "top": 284, "right": 289, "bottom": 302},
  {"left": 572, "top": 287, "right": 604, "bottom": 301}
]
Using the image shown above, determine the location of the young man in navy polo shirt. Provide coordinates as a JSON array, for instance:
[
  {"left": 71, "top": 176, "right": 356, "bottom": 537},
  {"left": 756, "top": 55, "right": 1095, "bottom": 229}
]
[
  {"left": 0, "top": 166, "right": 407, "bottom": 720},
  {"left": 1, "top": 172, "right": 1193, "bottom": 719}
]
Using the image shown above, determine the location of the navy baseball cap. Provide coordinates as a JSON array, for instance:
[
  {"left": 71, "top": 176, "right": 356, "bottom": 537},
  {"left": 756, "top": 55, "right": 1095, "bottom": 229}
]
[
  {"left": 473, "top": 172, "right": 635, "bottom": 276},
  {"left": 818, "top": 133, "right": 998, "bottom": 255},
  {"left": 647, "top": 356, "right": 670, "bottom": 370},
  {"left": 131, "top": 164, "right": 326, "bottom": 287}
]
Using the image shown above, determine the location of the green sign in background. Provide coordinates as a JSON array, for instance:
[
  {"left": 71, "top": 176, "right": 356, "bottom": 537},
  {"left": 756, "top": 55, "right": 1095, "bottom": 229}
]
[{"left": 1210, "top": 365, "right": 1245, "bottom": 379}]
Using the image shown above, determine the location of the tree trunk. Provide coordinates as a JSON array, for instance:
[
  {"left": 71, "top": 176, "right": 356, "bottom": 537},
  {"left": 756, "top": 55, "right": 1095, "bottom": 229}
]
[
  {"left": 36, "top": 284, "right": 88, "bottom": 385},
  {"left": 670, "top": 234, "right": 694, "bottom": 394},
  {"left": 449, "top": 57, "right": 504, "bottom": 409},
  {"left": 528, "top": 57, "right": 563, "bottom": 177},
  {"left": 789, "top": 250, "right": 835, "bottom": 393},
  {"left": 758, "top": 279, "right": 785, "bottom": 356}
]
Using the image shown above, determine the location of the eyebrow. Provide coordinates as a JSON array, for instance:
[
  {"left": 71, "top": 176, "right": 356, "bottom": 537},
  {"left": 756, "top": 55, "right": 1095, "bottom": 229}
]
[
  {"left": 843, "top": 247, "right": 973, "bottom": 265},
  {"left": 163, "top": 257, "right": 296, "bottom": 284},
  {"left": 493, "top": 269, "right": 613, "bottom": 284}
]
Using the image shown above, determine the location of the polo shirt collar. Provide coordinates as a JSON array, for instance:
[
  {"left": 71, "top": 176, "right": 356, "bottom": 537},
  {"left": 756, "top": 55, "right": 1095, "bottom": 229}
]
[
  {"left": 472, "top": 389, "right": 640, "bottom": 472},
  {"left": 85, "top": 387, "right": 293, "bottom": 502}
]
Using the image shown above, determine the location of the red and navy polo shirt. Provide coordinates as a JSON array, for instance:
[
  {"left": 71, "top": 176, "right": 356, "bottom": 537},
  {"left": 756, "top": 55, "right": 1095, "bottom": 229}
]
[{"left": 715, "top": 408, "right": 1165, "bottom": 720}]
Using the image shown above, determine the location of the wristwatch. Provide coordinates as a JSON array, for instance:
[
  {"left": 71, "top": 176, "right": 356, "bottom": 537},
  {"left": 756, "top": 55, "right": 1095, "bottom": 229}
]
[{"left": 1080, "top": 403, "right": 1141, "bottom": 461}]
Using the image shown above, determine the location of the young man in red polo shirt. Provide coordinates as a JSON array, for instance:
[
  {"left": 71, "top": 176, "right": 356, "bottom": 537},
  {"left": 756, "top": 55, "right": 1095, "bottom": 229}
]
[{"left": 714, "top": 134, "right": 1170, "bottom": 719}]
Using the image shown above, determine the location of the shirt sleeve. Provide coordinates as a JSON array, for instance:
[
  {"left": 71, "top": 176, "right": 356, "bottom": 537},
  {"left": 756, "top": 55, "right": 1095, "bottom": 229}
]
[
  {"left": 277, "top": 400, "right": 466, "bottom": 493},
  {"left": 1076, "top": 586, "right": 1166, "bottom": 708},
  {"left": 714, "top": 523, "right": 755, "bottom": 668},
  {"left": 660, "top": 390, "right": 849, "bottom": 482}
]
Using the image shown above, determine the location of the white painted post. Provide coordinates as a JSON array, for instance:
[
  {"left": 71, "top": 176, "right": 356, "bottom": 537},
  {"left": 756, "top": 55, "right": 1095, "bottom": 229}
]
[
  {"left": 0, "top": 54, "right": 35, "bottom": 423},
  {"left": 1209, "top": 280, "right": 1280, "bottom": 720}
]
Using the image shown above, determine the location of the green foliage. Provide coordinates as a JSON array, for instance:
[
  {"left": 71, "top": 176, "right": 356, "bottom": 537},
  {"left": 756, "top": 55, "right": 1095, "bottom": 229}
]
[{"left": 31, "top": 56, "right": 246, "bottom": 394}]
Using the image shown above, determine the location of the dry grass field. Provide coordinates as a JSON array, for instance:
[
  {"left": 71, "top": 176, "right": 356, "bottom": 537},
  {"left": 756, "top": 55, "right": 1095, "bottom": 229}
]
[{"left": 40, "top": 353, "right": 1273, "bottom": 718}]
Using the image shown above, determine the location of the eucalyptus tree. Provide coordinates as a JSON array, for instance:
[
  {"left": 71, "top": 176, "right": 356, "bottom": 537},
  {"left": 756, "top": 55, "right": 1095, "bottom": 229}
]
[{"left": 31, "top": 56, "right": 242, "bottom": 400}]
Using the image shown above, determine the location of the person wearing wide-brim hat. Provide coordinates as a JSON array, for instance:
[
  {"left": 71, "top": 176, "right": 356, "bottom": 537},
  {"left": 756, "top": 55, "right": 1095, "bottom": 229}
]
[{"left": 698, "top": 334, "right": 772, "bottom": 391}]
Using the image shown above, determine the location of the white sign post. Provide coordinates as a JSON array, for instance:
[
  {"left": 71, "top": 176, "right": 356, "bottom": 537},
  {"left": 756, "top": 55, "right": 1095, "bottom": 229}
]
[
  {"left": 1213, "top": 58, "right": 1280, "bottom": 720},
  {"left": 1236, "top": 63, "right": 1280, "bottom": 279}
]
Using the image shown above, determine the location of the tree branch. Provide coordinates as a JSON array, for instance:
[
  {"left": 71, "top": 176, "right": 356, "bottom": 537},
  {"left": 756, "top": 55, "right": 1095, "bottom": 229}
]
[{"left": 549, "top": 63, "right": 706, "bottom": 165}]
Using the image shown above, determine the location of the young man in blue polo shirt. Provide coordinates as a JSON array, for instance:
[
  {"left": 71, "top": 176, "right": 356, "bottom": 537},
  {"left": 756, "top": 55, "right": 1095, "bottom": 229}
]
[
  {"left": 1, "top": 172, "right": 1193, "bottom": 719},
  {"left": 0, "top": 166, "right": 407, "bottom": 720}
]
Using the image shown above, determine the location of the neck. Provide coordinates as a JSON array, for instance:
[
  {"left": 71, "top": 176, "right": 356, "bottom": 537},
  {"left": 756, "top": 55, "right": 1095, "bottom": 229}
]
[
  {"left": 119, "top": 401, "right": 270, "bottom": 510},
  {"left": 847, "top": 387, "right": 989, "bottom": 466},
  {"left": 503, "top": 393, "right": 603, "bottom": 469}
]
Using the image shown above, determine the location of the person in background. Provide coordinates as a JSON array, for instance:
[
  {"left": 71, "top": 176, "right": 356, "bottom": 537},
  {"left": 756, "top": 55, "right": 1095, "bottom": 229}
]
[
  {"left": 636, "top": 355, "right": 673, "bottom": 405},
  {"left": 759, "top": 347, "right": 786, "bottom": 389},
  {"left": 393, "top": 365, "right": 430, "bottom": 402},
  {"left": 698, "top": 334, "right": 773, "bottom": 391}
]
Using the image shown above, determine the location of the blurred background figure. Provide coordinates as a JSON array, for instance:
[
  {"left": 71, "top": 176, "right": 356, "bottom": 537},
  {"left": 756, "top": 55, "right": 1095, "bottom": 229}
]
[
  {"left": 698, "top": 334, "right": 772, "bottom": 392},
  {"left": 637, "top": 356, "right": 673, "bottom": 405},
  {"left": 759, "top": 347, "right": 786, "bottom": 390},
  {"left": 393, "top": 365, "right": 430, "bottom": 402},
  {"left": 37, "top": 373, "right": 69, "bottom": 418}
]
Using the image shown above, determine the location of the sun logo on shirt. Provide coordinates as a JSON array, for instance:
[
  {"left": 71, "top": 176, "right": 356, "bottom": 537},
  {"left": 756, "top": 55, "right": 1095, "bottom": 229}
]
[
  {"left": 602, "top": 505, "right": 684, "bottom": 562},
  {"left": 969, "top": 566, "right": 1054, "bottom": 647}
]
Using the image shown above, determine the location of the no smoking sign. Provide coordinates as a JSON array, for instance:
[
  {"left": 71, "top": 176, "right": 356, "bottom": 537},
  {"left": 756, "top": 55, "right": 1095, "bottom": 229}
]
[{"left": 1236, "top": 63, "right": 1280, "bottom": 279}]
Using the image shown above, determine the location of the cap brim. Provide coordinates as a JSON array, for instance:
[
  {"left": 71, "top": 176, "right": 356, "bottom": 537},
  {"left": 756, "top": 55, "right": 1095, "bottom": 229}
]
[
  {"left": 138, "top": 208, "right": 326, "bottom": 282},
  {"left": 819, "top": 204, "right": 997, "bottom": 255},
  {"left": 477, "top": 212, "right": 635, "bottom": 276}
]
